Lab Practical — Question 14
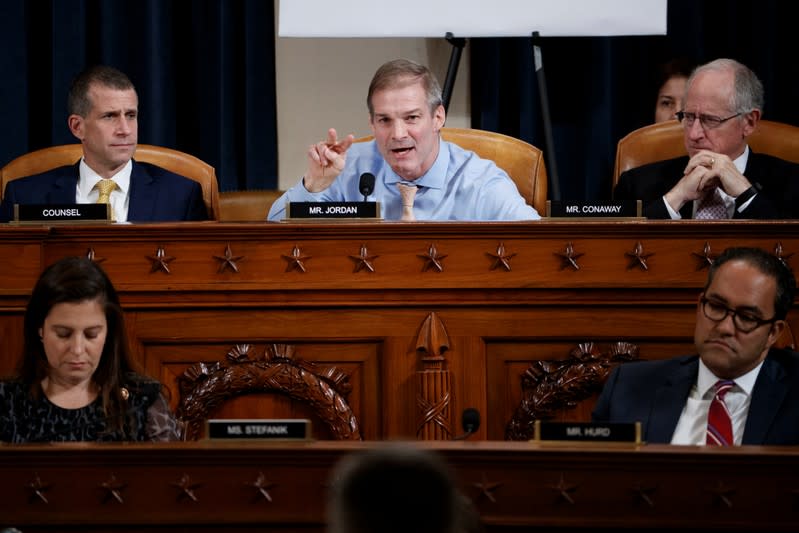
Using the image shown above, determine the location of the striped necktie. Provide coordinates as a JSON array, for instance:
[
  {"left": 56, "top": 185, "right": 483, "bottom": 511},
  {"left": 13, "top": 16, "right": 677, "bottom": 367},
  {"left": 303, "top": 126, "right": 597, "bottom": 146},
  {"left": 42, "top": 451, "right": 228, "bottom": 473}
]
[{"left": 706, "top": 380, "right": 735, "bottom": 446}]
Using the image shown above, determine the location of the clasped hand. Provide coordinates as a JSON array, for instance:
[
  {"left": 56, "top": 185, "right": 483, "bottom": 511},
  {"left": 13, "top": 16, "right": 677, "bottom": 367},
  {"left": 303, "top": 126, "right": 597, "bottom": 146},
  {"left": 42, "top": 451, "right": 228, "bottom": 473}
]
[
  {"left": 664, "top": 150, "right": 751, "bottom": 212},
  {"left": 303, "top": 128, "right": 355, "bottom": 193}
]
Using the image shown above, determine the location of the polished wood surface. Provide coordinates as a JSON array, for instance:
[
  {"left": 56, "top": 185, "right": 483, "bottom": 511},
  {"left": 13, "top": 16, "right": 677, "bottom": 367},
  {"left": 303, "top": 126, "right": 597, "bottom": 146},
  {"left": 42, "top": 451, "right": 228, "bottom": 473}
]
[
  {"left": 2, "top": 440, "right": 798, "bottom": 532},
  {"left": 1, "top": 221, "right": 797, "bottom": 441}
]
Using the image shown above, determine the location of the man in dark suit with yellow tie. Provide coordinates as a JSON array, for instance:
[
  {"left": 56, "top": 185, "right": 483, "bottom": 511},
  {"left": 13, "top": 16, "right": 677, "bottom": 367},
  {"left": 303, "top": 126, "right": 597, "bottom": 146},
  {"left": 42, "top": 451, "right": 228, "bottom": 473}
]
[
  {"left": 614, "top": 59, "right": 799, "bottom": 219},
  {"left": 0, "top": 65, "right": 207, "bottom": 223},
  {"left": 593, "top": 247, "right": 799, "bottom": 445}
]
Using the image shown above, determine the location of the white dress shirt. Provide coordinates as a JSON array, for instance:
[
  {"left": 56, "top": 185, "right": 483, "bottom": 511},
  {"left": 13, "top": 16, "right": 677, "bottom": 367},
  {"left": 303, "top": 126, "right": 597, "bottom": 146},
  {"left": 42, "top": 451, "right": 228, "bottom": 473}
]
[
  {"left": 75, "top": 159, "right": 132, "bottom": 222},
  {"left": 671, "top": 358, "right": 763, "bottom": 445}
]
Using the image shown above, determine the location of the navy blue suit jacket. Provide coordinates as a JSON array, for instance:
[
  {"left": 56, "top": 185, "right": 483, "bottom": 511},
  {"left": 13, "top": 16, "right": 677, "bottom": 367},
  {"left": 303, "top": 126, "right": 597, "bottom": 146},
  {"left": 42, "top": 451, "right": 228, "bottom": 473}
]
[
  {"left": 614, "top": 152, "right": 799, "bottom": 219},
  {"left": 592, "top": 349, "right": 799, "bottom": 444},
  {"left": 0, "top": 160, "right": 208, "bottom": 223}
]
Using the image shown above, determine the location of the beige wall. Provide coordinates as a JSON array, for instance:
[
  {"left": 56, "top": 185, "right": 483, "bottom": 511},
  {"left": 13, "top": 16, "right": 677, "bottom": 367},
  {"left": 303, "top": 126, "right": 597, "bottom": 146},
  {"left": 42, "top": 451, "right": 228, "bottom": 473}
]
[{"left": 274, "top": 35, "right": 471, "bottom": 190}]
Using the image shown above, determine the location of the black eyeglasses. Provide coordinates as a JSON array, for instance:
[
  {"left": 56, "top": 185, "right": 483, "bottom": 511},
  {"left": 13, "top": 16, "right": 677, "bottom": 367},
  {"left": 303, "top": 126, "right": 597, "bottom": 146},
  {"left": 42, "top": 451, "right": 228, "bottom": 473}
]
[
  {"left": 676, "top": 111, "right": 742, "bottom": 130},
  {"left": 700, "top": 297, "right": 777, "bottom": 333}
]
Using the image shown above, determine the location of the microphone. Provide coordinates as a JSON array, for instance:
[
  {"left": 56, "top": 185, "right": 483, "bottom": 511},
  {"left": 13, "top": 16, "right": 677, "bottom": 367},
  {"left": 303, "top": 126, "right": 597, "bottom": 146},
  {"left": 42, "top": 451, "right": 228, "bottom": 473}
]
[
  {"left": 452, "top": 407, "right": 480, "bottom": 440},
  {"left": 359, "top": 172, "right": 375, "bottom": 201}
]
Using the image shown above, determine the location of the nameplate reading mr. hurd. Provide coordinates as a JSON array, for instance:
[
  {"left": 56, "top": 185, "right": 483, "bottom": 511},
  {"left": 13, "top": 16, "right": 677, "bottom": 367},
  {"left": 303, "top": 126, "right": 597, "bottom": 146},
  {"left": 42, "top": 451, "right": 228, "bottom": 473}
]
[
  {"left": 546, "top": 200, "right": 641, "bottom": 218},
  {"left": 14, "top": 204, "right": 110, "bottom": 223},
  {"left": 206, "top": 419, "right": 311, "bottom": 440},
  {"left": 287, "top": 202, "right": 380, "bottom": 219},
  {"left": 533, "top": 421, "right": 641, "bottom": 444}
]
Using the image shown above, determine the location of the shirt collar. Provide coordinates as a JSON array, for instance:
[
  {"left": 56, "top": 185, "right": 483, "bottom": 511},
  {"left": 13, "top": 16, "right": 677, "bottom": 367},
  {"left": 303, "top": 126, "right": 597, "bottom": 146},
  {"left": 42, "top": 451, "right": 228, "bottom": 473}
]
[
  {"left": 734, "top": 145, "right": 749, "bottom": 174},
  {"left": 697, "top": 356, "right": 763, "bottom": 398},
  {"left": 383, "top": 138, "right": 448, "bottom": 190},
  {"left": 78, "top": 159, "right": 133, "bottom": 196}
]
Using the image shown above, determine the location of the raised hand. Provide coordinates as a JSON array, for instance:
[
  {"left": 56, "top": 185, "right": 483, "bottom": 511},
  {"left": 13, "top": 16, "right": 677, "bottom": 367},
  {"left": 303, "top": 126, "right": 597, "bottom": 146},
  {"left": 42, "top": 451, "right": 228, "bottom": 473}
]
[{"left": 304, "top": 128, "right": 355, "bottom": 193}]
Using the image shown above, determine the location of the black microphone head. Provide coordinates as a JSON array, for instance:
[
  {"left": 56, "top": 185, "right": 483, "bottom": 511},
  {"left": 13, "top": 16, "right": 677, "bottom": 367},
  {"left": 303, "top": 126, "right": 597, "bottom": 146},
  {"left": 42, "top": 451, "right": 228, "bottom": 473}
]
[
  {"left": 359, "top": 172, "right": 376, "bottom": 197},
  {"left": 461, "top": 407, "right": 480, "bottom": 434}
]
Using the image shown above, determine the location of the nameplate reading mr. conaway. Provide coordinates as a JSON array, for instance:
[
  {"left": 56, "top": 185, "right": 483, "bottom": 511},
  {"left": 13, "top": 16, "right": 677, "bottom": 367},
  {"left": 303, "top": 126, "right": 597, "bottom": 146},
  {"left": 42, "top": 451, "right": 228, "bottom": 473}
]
[
  {"left": 534, "top": 421, "right": 641, "bottom": 443},
  {"left": 14, "top": 203, "right": 110, "bottom": 223},
  {"left": 287, "top": 201, "right": 380, "bottom": 219},
  {"left": 206, "top": 419, "right": 311, "bottom": 440},
  {"left": 547, "top": 200, "right": 641, "bottom": 218}
]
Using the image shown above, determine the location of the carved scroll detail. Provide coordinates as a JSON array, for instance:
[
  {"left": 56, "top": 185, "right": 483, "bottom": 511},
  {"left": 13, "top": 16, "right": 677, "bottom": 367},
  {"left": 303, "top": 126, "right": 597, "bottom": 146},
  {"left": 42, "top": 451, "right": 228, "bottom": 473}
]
[
  {"left": 176, "top": 344, "right": 360, "bottom": 440},
  {"left": 414, "top": 313, "right": 452, "bottom": 440},
  {"left": 505, "top": 342, "right": 639, "bottom": 440}
]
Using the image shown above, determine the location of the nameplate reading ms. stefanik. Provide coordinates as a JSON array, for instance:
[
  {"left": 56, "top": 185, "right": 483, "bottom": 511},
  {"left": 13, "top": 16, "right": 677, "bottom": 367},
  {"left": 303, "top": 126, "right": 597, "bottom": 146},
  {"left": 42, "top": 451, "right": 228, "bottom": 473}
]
[
  {"left": 546, "top": 200, "right": 642, "bottom": 218},
  {"left": 206, "top": 419, "right": 311, "bottom": 440},
  {"left": 14, "top": 203, "right": 111, "bottom": 224},
  {"left": 286, "top": 201, "right": 381, "bottom": 220},
  {"left": 533, "top": 421, "right": 642, "bottom": 444}
]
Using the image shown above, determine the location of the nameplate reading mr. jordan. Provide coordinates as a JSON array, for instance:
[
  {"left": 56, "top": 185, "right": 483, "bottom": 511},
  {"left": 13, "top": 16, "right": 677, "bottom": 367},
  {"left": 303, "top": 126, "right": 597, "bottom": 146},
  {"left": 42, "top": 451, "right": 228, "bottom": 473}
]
[{"left": 287, "top": 201, "right": 380, "bottom": 219}]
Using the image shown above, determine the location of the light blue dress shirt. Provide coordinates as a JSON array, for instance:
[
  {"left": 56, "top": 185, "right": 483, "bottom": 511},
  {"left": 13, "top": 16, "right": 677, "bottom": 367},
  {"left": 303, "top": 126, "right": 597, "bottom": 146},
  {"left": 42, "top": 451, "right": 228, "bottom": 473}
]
[{"left": 267, "top": 139, "right": 541, "bottom": 221}]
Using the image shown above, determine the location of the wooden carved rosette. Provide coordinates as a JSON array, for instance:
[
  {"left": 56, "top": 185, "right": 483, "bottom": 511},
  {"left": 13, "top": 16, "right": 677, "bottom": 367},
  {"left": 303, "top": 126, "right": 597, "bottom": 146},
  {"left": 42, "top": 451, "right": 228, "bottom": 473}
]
[
  {"left": 505, "top": 342, "right": 640, "bottom": 440},
  {"left": 176, "top": 343, "right": 360, "bottom": 440}
]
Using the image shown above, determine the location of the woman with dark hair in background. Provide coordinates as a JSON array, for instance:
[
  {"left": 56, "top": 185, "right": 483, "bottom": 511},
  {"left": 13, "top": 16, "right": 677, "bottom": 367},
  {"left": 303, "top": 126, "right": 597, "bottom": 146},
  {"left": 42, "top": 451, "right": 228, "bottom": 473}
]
[
  {"left": 0, "top": 256, "right": 181, "bottom": 442},
  {"left": 654, "top": 58, "right": 696, "bottom": 123}
]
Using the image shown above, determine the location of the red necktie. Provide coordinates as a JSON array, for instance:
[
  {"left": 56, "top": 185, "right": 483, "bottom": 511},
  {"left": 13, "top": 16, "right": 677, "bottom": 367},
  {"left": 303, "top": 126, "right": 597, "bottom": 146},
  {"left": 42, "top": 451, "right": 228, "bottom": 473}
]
[{"left": 706, "top": 380, "right": 735, "bottom": 446}]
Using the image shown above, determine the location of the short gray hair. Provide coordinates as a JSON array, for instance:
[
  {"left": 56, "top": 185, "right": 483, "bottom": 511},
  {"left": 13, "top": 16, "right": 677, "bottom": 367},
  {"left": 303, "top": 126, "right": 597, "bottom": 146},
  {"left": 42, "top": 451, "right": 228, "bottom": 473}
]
[{"left": 685, "top": 58, "right": 764, "bottom": 115}]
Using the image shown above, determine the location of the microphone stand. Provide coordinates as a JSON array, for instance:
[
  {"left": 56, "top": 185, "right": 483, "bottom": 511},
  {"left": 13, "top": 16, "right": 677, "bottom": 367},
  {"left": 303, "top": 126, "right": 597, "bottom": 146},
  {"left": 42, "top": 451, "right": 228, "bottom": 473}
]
[
  {"left": 531, "top": 31, "right": 561, "bottom": 201},
  {"left": 442, "top": 32, "right": 467, "bottom": 114}
]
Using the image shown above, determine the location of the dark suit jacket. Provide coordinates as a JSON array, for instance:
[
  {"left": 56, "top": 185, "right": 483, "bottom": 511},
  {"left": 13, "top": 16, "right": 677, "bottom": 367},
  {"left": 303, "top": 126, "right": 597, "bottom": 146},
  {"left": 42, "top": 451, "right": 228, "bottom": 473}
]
[
  {"left": 0, "top": 160, "right": 208, "bottom": 223},
  {"left": 592, "top": 349, "right": 799, "bottom": 444},
  {"left": 614, "top": 152, "right": 799, "bottom": 219}
]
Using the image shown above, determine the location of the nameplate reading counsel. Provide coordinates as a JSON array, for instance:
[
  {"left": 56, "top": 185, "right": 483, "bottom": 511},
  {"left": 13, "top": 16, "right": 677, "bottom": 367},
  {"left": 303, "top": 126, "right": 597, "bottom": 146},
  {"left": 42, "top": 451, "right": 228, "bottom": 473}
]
[{"left": 14, "top": 203, "right": 110, "bottom": 223}]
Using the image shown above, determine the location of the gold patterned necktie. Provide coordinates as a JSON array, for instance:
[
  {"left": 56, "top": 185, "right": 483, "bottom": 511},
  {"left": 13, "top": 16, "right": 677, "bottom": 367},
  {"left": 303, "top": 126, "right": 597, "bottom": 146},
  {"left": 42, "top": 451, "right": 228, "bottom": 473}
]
[
  {"left": 397, "top": 182, "right": 417, "bottom": 221},
  {"left": 95, "top": 179, "right": 117, "bottom": 221},
  {"left": 95, "top": 179, "right": 117, "bottom": 204}
]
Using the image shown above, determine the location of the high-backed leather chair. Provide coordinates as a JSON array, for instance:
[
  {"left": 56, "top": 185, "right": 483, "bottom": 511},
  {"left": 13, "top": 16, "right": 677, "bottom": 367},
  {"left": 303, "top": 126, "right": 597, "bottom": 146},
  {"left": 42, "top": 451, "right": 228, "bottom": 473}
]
[
  {"left": 0, "top": 144, "right": 220, "bottom": 220},
  {"left": 355, "top": 127, "right": 548, "bottom": 215},
  {"left": 218, "top": 189, "right": 284, "bottom": 221},
  {"left": 613, "top": 119, "right": 799, "bottom": 188}
]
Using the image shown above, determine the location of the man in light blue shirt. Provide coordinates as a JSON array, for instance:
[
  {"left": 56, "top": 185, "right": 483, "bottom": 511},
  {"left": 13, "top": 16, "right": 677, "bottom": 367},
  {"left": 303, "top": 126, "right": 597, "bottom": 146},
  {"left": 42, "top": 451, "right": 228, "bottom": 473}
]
[{"left": 267, "top": 59, "right": 540, "bottom": 222}]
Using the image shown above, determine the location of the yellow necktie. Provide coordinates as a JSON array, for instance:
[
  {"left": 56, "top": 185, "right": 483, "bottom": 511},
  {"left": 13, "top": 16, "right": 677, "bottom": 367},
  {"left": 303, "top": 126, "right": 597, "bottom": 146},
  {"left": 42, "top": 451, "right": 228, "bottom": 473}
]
[
  {"left": 95, "top": 179, "right": 117, "bottom": 204},
  {"left": 95, "top": 179, "right": 117, "bottom": 221}
]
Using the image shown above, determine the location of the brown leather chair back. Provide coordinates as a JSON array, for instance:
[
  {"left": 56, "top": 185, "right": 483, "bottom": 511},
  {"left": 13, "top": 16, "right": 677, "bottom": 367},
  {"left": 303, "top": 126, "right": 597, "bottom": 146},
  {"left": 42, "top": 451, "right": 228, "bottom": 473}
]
[
  {"left": 0, "top": 144, "right": 220, "bottom": 220},
  {"left": 218, "top": 189, "right": 284, "bottom": 221},
  {"left": 354, "top": 127, "right": 548, "bottom": 215},
  {"left": 613, "top": 119, "right": 799, "bottom": 188}
]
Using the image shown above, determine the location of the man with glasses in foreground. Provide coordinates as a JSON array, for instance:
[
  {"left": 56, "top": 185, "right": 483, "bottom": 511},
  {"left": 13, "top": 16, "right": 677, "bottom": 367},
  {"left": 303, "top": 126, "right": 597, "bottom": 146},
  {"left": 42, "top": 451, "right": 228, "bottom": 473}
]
[
  {"left": 615, "top": 58, "right": 799, "bottom": 219},
  {"left": 593, "top": 247, "right": 799, "bottom": 445}
]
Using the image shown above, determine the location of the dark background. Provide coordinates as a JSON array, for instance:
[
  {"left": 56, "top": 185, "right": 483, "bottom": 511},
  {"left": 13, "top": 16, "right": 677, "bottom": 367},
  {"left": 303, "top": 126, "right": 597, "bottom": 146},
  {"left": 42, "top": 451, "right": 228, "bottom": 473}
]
[{"left": 1, "top": 0, "right": 795, "bottom": 198}]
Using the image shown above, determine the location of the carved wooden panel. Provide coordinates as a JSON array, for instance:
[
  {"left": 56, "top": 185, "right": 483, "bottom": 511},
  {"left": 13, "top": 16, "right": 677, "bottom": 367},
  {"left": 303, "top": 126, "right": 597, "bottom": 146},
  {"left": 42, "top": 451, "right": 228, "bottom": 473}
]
[{"left": 0, "top": 223, "right": 798, "bottom": 441}]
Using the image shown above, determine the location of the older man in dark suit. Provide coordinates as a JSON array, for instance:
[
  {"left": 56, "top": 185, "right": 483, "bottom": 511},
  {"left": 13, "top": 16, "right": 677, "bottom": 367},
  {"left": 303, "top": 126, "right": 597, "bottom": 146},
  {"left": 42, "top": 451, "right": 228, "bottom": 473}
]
[
  {"left": 0, "top": 65, "right": 207, "bottom": 223},
  {"left": 614, "top": 58, "right": 799, "bottom": 219},
  {"left": 593, "top": 247, "right": 799, "bottom": 445}
]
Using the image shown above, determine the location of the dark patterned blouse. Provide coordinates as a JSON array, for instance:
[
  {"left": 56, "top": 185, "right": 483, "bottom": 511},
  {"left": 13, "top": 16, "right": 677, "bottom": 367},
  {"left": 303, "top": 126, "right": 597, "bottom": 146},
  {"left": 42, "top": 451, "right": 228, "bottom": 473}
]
[{"left": 0, "top": 375, "right": 181, "bottom": 442}]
